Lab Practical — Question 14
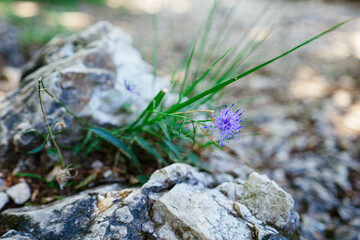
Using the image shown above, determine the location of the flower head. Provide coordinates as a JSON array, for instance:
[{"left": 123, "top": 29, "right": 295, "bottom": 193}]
[
  {"left": 205, "top": 103, "right": 245, "bottom": 146},
  {"left": 124, "top": 78, "right": 139, "bottom": 95}
]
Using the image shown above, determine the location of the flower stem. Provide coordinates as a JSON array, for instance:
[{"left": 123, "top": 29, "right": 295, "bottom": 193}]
[{"left": 38, "top": 77, "right": 65, "bottom": 168}]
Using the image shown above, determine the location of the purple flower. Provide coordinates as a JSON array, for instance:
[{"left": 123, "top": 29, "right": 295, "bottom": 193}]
[
  {"left": 205, "top": 103, "right": 245, "bottom": 147},
  {"left": 124, "top": 78, "right": 139, "bottom": 95}
]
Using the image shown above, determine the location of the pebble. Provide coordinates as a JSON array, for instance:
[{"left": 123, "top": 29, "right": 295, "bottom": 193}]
[{"left": 5, "top": 182, "right": 31, "bottom": 205}]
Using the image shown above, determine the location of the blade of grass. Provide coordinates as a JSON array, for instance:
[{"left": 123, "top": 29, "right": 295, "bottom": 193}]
[
  {"left": 74, "top": 129, "right": 93, "bottom": 155},
  {"left": 164, "top": 20, "right": 349, "bottom": 115},
  {"left": 28, "top": 142, "right": 45, "bottom": 154},
  {"left": 127, "top": 88, "right": 167, "bottom": 130},
  {"left": 183, "top": 48, "right": 231, "bottom": 97},
  {"left": 164, "top": 139, "right": 181, "bottom": 159},
  {"left": 75, "top": 172, "right": 98, "bottom": 189},
  {"left": 92, "top": 127, "right": 143, "bottom": 171},
  {"left": 85, "top": 138, "right": 100, "bottom": 157},
  {"left": 158, "top": 122, "right": 171, "bottom": 140},
  {"left": 14, "top": 172, "right": 47, "bottom": 183},
  {"left": 178, "top": 42, "right": 196, "bottom": 103},
  {"left": 134, "top": 137, "right": 168, "bottom": 165}
]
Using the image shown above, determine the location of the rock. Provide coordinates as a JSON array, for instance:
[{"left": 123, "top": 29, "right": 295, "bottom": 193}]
[
  {"left": 142, "top": 163, "right": 214, "bottom": 191},
  {"left": 239, "top": 172, "right": 298, "bottom": 230},
  {"left": 0, "top": 230, "right": 37, "bottom": 240},
  {"left": 0, "top": 21, "right": 168, "bottom": 170},
  {"left": 0, "top": 163, "right": 299, "bottom": 239},
  {"left": 0, "top": 21, "right": 23, "bottom": 67},
  {"left": 0, "top": 192, "right": 9, "bottom": 210},
  {"left": 151, "top": 183, "right": 274, "bottom": 239},
  {"left": 0, "top": 184, "right": 125, "bottom": 240},
  {"left": 5, "top": 182, "right": 31, "bottom": 205}
]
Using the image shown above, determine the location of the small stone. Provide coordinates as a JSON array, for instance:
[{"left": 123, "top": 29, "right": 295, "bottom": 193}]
[
  {"left": 91, "top": 160, "right": 103, "bottom": 169},
  {"left": 114, "top": 206, "right": 134, "bottom": 223},
  {"left": 0, "top": 192, "right": 9, "bottom": 210},
  {"left": 102, "top": 169, "right": 115, "bottom": 179},
  {"left": 6, "top": 182, "right": 31, "bottom": 205}
]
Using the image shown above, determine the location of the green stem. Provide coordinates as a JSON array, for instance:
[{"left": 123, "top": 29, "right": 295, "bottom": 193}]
[{"left": 38, "top": 77, "right": 65, "bottom": 168}]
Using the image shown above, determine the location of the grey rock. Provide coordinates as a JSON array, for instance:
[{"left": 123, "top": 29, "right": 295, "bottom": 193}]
[
  {"left": 0, "top": 163, "right": 299, "bottom": 240},
  {"left": 151, "top": 183, "right": 276, "bottom": 240},
  {"left": 142, "top": 163, "right": 214, "bottom": 192},
  {"left": 239, "top": 172, "right": 297, "bottom": 229},
  {"left": 0, "top": 21, "right": 168, "bottom": 169},
  {"left": 5, "top": 182, "right": 31, "bottom": 205},
  {"left": 0, "top": 230, "right": 37, "bottom": 240},
  {"left": 0, "top": 184, "right": 124, "bottom": 240},
  {"left": 0, "top": 192, "right": 9, "bottom": 211}
]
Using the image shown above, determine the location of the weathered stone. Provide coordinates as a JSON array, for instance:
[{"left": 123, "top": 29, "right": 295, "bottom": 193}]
[
  {"left": 0, "top": 192, "right": 9, "bottom": 210},
  {"left": 151, "top": 183, "right": 254, "bottom": 239},
  {"left": 239, "top": 172, "right": 298, "bottom": 229},
  {"left": 0, "top": 184, "right": 124, "bottom": 240},
  {"left": 5, "top": 182, "right": 31, "bottom": 205},
  {"left": 0, "top": 21, "right": 168, "bottom": 170},
  {"left": 0, "top": 163, "right": 299, "bottom": 240},
  {"left": 142, "top": 163, "right": 214, "bottom": 192}
]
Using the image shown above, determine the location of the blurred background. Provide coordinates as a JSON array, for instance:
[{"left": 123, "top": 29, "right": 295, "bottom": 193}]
[{"left": 0, "top": 0, "right": 360, "bottom": 239}]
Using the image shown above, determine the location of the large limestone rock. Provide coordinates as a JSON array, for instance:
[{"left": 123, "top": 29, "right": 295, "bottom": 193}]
[
  {"left": 0, "top": 21, "right": 167, "bottom": 169},
  {"left": 0, "top": 163, "right": 299, "bottom": 240}
]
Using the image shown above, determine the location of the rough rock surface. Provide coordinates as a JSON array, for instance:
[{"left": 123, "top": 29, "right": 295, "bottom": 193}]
[
  {"left": 0, "top": 21, "right": 167, "bottom": 170},
  {"left": 0, "top": 163, "right": 299, "bottom": 240}
]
